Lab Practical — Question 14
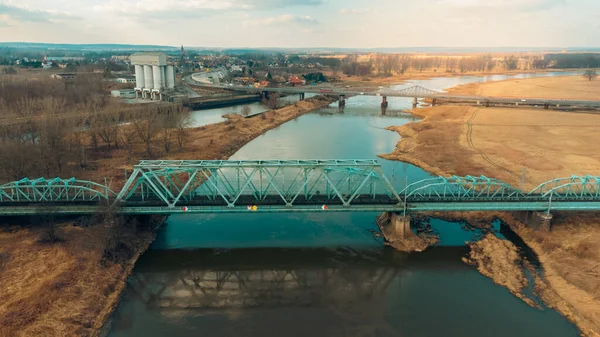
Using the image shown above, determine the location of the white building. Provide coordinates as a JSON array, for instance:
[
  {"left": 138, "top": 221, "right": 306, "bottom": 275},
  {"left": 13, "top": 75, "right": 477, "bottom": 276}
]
[
  {"left": 130, "top": 52, "right": 176, "bottom": 100},
  {"left": 116, "top": 77, "right": 136, "bottom": 84}
]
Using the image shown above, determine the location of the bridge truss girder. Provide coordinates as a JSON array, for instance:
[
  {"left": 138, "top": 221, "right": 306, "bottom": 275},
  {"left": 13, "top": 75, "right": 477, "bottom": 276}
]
[
  {"left": 115, "top": 160, "right": 404, "bottom": 209},
  {"left": 529, "top": 175, "right": 600, "bottom": 200},
  {"left": 0, "top": 177, "right": 113, "bottom": 203},
  {"left": 399, "top": 175, "right": 527, "bottom": 201}
]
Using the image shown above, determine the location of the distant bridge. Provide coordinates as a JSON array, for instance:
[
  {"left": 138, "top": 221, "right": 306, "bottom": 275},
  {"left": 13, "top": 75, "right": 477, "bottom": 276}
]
[
  {"left": 1, "top": 160, "right": 600, "bottom": 215},
  {"left": 189, "top": 81, "right": 600, "bottom": 109}
]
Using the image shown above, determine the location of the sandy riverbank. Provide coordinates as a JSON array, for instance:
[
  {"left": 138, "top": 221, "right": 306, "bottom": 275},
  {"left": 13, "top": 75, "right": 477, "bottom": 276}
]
[
  {"left": 0, "top": 95, "right": 337, "bottom": 337},
  {"left": 382, "top": 75, "right": 600, "bottom": 336}
]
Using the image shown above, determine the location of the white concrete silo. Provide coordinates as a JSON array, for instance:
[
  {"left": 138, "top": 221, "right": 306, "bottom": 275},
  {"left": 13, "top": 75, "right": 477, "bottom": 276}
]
[
  {"left": 166, "top": 65, "right": 175, "bottom": 89},
  {"left": 161, "top": 66, "right": 167, "bottom": 89},
  {"left": 153, "top": 66, "right": 162, "bottom": 90},
  {"left": 135, "top": 65, "right": 145, "bottom": 89},
  {"left": 144, "top": 65, "right": 154, "bottom": 90}
]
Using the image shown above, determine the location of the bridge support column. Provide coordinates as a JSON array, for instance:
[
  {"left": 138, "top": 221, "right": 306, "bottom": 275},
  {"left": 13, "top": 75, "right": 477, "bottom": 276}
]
[
  {"left": 299, "top": 93, "right": 305, "bottom": 101},
  {"left": 535, "top": 212, "right": 553, "bottom": 231},
  {"left": 513, "top": 211, "right": 553, "bottom": 231},
  {"left": 412, "top": 97, "right": 418, "bottom": 108},
  {"left": 339, "top": 95, "right": 346, "bottom": 108},
  {"left": 381, "top": 96, "right": 388, "bottom": 108},
  {"left": 544, "top": 103, "right": 549, "bottom": 110},
  {"left": 432, "top": 98, "right": 437, "bottom": 106},
  {"left": 376, "top": 212, "right": 412, "bottom": 242}
]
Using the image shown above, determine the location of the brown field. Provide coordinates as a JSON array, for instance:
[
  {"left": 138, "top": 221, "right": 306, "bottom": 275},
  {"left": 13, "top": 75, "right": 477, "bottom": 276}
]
[
  {"left": 0, "top": 223, "right": 155, "bottom": 337},
  {"left": 449, "top": 74, "right": 600, "bottom": 100},
  {"left": 382, "top": 75, "right": 600, "bottom": 336}
]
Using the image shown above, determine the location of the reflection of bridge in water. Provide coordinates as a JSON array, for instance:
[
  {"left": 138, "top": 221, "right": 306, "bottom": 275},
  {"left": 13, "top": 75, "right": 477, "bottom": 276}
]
[
  {"left": 119, "top": 247, "right": 484, "bottom": 312},
  {"left": 112, "top": 249, "right": 414, "bottom": 335}
]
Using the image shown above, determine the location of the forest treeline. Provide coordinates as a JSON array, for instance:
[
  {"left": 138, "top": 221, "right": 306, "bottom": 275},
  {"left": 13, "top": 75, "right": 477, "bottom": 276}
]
[
  {"left": 339, "top": 53, "right": 600, "bottom": 77},
  {"left": 0, "top": 76, "right": 190, "bottom": 181}
]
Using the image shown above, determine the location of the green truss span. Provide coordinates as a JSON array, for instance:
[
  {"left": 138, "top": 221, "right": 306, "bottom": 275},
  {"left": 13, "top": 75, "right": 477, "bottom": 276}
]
[{"left": 0, "top": 160, "right": 599, "bottom": 215}]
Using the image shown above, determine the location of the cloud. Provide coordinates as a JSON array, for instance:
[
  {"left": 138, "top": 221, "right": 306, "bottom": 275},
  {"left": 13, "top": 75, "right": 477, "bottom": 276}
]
[
  {"left": 0, "top": 3, "right": 77, "bottom": 23},
  {"left": 245, "top": 14, "right": 319, "bottom": 26},
  {"left": 437, "top": 0, "right": 564, "bottom": 11},
  {"left": 339, "top": 8, "right": 375, "bottom": 15},
  {"left": 240, "top": 0, "right": 323, "bottom": 9},
  {"left": 94, "top": 0, "right": 323, "bottom": 16}
]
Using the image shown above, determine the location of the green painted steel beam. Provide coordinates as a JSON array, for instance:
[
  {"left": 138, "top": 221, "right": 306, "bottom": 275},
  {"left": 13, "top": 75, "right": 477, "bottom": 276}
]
[
  {"left": 136, "top": 159, "right": 381, "bottom": 169},
  {"left": 2, "top": 201, "right": 600, "bottom": 216}
]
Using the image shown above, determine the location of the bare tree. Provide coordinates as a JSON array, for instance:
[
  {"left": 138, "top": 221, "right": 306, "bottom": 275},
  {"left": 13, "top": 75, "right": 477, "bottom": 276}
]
[
  {"left": 38, "top": 208, "right": 62, "bottom": 243},
  {"left": 241, "top": 105, "right": 252, "bottom": 117},
  {"left": 132, "top": 107, "right": 161, "bottom": 157},
  {"left": 266, "top": 93, "right": 281, "bottom": 110},
  {"left": 583, "top": 70, "right": 598, "bottom": 81},
  {"left": 175, "top": 110, "right": 192, "bottom": 150},
  {"left": 119, "top": 126, "right": 138, "bottom": 162}
]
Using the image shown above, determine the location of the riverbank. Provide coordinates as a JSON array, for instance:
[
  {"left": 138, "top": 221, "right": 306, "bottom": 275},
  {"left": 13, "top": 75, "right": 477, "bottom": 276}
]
[
  {"left": 0, "top": 220, "right": 155, "bottom": 337},
  {"left": 382, "top": 75, "right": 600, "bottom": 336},
  {"left": 0, "top": 95, "right": 337, "bottom": 337}
]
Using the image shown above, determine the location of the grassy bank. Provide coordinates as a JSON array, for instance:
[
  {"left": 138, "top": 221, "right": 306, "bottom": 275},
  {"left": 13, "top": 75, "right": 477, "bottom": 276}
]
[
  {"left": 0, "top": 220, "right": 156, "bottom": 337},
  {"left": 382, "top": 75, "right": 600, "bottom": 336},
  {"left": 0, "top": 95, "right": 337, "bottom": 336}
]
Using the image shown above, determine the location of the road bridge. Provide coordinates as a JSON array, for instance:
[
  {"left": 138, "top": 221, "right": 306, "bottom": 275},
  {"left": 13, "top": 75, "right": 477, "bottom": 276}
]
[
  {"left": 1, "top": 160, "right": 599, "bottom": 217},
  {"left": 188, "top": 81, "right": 600, "bottom": 109}
]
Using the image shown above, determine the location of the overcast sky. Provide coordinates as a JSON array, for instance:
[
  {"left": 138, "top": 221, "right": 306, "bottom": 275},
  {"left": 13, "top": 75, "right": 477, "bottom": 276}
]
[{"left": 0, "top": 0, "right": 599, "bottom": 48}]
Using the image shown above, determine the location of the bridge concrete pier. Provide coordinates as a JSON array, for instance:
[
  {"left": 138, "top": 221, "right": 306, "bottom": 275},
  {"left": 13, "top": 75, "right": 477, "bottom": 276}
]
[
  {"left": 412, "top": 97, "right": 418, "bottom": 108},
  {"left": 381, "top": 96, "right": 388, "bottom": 108},
  {"left": 339, "top": 95, "right": 346, "bottom": 108},
  {"left": 299, "top": 93, "right": 305, "bottom": 101},
  {"left": 376, "top": 212, "right": 412, "bottom": 242},
  {"left": 513, "top": 211, "right": 553, "bottom": 231}
]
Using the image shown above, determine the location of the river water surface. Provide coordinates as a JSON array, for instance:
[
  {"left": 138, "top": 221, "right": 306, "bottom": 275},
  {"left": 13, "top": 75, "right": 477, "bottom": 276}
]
[{"left": 108, "top": 72, "right": 581, "bottom": 337}]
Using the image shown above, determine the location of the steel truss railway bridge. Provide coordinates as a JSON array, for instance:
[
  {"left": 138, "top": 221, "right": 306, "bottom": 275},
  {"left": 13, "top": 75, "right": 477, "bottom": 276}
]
[
  {"left": 191, "top": 82, "right": 600, "bottom": 109},
  {"left": 0, "top": 160, "right": 599, "bottom": 216}
]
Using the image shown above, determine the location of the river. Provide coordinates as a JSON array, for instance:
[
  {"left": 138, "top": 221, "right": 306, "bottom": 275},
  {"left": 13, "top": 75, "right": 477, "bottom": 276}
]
[{"left": 107, "top": 72, "right": 582, "bottom": 337}]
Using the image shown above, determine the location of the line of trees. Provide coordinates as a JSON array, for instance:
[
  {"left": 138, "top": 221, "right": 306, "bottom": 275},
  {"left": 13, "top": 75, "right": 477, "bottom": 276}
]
[
  {"left": 0, "top": 78, "right": 191, "bottom": 181},
  {"left": 341, "top": 54, "right": 500, "bottom": 77}
]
